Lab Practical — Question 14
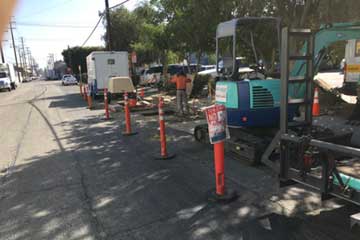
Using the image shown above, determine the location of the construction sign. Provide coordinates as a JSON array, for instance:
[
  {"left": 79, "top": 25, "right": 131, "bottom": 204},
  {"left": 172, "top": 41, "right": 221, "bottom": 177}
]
[{"left": 203, "top": 104, "right": 229, "bottom": 144}]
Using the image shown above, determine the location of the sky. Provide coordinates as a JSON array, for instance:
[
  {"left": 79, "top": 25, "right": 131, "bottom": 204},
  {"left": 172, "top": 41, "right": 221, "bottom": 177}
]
[{"left": 2, "top": 0, "right": 139, "bottom": 68}]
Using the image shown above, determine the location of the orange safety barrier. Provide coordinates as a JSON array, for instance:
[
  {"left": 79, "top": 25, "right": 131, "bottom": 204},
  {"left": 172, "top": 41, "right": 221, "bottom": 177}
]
[
  {"left": 104, "top": 88, "right": 110, "bottom": 120},
  {"left": 122, "top": 92, "right": 137, "bottom": 136},
  {"left": 312, "top": 87, "right": 320, "bottom": 116},
  {"left": 214, "top": 141, "right": 225, "bottom": 195},
  {"left": 155, "top": 96, "right": 175, "bottom": 160}
]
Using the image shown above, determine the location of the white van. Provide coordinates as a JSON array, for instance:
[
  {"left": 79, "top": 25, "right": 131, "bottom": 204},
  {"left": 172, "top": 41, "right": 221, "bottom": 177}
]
[
  {"left": 86, "top": 51, "right": 129, "bottom": 97},
  {"left": 139, "top": 65, "right": 163, "bottom": 86}
]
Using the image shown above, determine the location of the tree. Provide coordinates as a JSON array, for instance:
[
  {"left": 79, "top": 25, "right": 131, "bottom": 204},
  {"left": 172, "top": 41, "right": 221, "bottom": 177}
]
[
  {"left": 104, "top": 0, "right": 360, "bottom": 72},
  {"left": 131, "top": 2, "right": 167, "bottom": 65},
  {"left": 104, "top": 7, "right": 139, "bottom": 52},
  {"left": 62, "top": 46, "right": 104, "bottom": 74},
  {"left": 156, "top": 0, "right": 233, "bottom": 70}
]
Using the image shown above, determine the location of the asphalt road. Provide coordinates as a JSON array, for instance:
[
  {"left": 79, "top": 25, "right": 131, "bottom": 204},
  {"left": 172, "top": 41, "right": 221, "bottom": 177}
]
[{"left": 0, "top": 80, "right": 359, "bottom": 240}]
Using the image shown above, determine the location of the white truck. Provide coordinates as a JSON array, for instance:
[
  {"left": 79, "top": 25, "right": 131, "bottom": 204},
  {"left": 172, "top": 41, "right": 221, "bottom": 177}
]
[
  {"left": 46, "top": 69, "right": 56, "bottom": 80},
  {"left": 340, "top": 39, "right": 360, "bottom": 96},
  {"left": 0, "top": 63, "right": 19, "bottom": 91},
  {"left": 86, "top": 51, "right": 129, "bottom": 97},
  {"left": 344, "top": 39, "right": 360, "bottom": 85}
]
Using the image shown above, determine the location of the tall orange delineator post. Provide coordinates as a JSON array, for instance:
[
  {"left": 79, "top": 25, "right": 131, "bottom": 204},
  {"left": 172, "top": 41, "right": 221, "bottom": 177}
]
[
  {"left": 87, "top": 85, "right": 93, "bottom": 109},
  {"left": 214, "top": 141, "right": 225, "bottom": 195},
  {"left": 122, "top": 92, "right": 138, "bottom": 136},
  {"left": 155, "top": 96, "right": 175, "bottom": 160},
  {"left": 104, "top": 88, "right": 110, "bottom": 120},
  {"left": 312, "top": 87, "right": 320, "bottom": 116},
  {"left": 203, "top": 104, "right": 237, "bottom": 203}
]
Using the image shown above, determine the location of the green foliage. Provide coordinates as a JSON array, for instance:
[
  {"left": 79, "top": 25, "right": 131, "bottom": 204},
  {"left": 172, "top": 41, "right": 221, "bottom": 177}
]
[
  {"left": 158, "top": 0, "right": 232, "bottom": 57},
  {"left": 191, "top": 74, "right": 211, "bottom": 97},
  {"left": 105, "top": 7, "right": 139, "bottom": 52},
  {"left": 62, "top": 46, "right": 104, "bottom": 74},
  {"left": 84, "top": 0, "right": 360, "bottom": 75}
]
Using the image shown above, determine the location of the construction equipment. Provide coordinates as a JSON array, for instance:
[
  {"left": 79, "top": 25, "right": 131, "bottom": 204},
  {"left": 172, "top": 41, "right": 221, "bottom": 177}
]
[
  {"left": 195, "top": 17, "right": 360, "bottom": 206},
  {"left": 195, "top": 18, "right": 360, "bottom": 165},
  {"left": 280, "top": 26, "right": 360, "bottom": 206},
  {"left": 107, "top": 76, "right": 136, "bottom": 104}
]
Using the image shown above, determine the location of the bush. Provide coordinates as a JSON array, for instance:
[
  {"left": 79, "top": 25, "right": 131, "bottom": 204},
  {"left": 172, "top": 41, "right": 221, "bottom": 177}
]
[
  {"left": 191, "top": 74, "right": 211, "bottom": 97},
  {"left": 158, "top": 76, "right": 176, "bottom": 95}
]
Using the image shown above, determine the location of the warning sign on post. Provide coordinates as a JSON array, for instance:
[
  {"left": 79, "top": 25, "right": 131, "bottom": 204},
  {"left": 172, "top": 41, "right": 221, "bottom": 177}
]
[{"left": 203, "top": 104, "right": 229, "bottom": 144}]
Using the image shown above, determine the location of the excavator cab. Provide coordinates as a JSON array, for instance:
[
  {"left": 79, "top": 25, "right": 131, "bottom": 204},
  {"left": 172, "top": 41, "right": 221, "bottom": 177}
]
[{"left": 215, "top": 18, "right": 298, "bottom": 127}]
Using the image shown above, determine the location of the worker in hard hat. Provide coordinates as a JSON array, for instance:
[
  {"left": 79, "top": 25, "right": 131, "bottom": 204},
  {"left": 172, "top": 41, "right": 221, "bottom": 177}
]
[{"left": 171, "top": 70, "right": 191, "bottom": 115}]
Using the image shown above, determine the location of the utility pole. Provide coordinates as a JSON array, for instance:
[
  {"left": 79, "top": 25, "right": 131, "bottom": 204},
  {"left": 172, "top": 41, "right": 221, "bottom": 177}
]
[
  {"left": 9, "top": 20, "right": 21, "bottom": 81},
  {"left": 26, "top": 47, "right": 32, "bottom": 75},
  {"left": 20, "top": 37, "right": 27, "bottom": 76},
  {"left": 17, "top": 46, "right": 23, "bottom": 73},
  {"left": 67, "top": 45, "right": 72, "bottom": 72},
  {"left": 105, "top": 0, "right": 112, "bottom": 51},
  {"left": 0, "top": 43, "right": 4, "bottom": 63}
]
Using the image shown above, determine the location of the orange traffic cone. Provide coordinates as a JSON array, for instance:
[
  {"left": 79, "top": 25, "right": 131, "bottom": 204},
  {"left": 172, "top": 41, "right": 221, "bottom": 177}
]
[{"left": 312, "top": 87, "right": 320, "bottom": 117}]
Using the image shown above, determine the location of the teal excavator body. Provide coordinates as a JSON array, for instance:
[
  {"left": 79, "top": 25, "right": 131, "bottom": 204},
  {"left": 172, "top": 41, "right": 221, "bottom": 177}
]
[{"left": 215, "top": 19, "right": 360, "bottom": 127}]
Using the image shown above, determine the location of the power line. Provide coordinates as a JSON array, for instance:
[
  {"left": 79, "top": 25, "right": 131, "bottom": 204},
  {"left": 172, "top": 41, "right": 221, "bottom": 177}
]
[
  {"left": 79, "top": 0, "right": 132, "bottom": 48},
  {"left": 23, "top": 38, "right": 83, "bottom": 42},
  {"left": 81, "top": 15, "right": 104, "bottom": 47},
  {"left": 16, "top": 22, "right": 94, "bottom": 29}
]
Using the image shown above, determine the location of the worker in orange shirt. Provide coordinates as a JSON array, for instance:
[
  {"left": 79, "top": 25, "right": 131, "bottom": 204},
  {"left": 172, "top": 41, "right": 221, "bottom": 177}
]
[{"left": 171, "top": 70, "right": 191, "bottom": 115}]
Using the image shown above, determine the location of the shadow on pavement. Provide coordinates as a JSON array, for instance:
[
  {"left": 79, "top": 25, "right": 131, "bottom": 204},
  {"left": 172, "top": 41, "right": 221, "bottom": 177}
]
[{"left": 1, "top": 91, "right": 360, "bottom": 239}]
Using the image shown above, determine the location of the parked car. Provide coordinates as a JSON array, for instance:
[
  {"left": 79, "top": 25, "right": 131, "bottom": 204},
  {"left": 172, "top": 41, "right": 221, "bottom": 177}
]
[
  {"left": 200, "top": 65, "right": 216, "bottom": 71},
  {"left": 23, "top": 77, "right": 32, "bottom": 82},
  {"left": 140, "top": 65, "right": 163, "bottom": 86},
  {"left": 167, "top": 64, "right": 183, "bottom": 75},
  {"left": 61, "top": 74, "right": 77, "bottom": 85}
]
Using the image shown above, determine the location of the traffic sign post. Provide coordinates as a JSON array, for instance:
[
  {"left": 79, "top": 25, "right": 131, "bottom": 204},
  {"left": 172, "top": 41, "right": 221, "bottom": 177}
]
[{"left": 203, "top": 104, "right": 237, "bottom": 203}]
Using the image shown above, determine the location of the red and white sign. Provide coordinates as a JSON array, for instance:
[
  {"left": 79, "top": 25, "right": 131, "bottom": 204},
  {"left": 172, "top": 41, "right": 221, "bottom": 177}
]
[{"left": 203, "top": 104, "right": 229, "bottom": 144}]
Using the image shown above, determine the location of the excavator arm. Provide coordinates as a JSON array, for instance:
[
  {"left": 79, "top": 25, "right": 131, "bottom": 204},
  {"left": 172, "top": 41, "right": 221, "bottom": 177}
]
[{"left": 292, "top": 22, "right": 360, "bottom": 76}]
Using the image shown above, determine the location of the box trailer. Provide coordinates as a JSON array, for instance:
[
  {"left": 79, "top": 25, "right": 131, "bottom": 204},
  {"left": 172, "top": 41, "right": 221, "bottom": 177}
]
[{"left": 86, "top": 51, "right": 129, "bottom": 96}]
